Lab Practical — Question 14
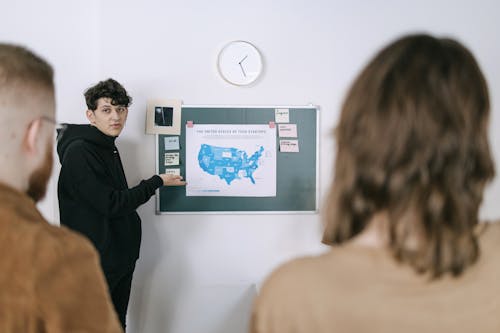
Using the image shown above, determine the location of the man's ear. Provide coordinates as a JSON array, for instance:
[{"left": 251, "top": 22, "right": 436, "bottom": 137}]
[
  {"left": 86, "top": 109, "right": 95, "bottom": 124},
  {"left": 24, "top": 118, "right": 41, "bottom": 155}
]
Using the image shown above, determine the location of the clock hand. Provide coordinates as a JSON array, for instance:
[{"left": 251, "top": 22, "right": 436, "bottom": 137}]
[
  {"left": 239, "top": 63, "right": 247, "bottom": 77},
  {"left": 238, "top": 55, "right": 248, "bottom": 65}
]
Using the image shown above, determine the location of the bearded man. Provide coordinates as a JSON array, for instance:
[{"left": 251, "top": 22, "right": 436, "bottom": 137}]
[{"left": 0, "top": 43, "right": 122, "bottom": 332}]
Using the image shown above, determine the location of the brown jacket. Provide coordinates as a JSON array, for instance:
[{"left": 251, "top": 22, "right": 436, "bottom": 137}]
[
  {"left": 0, "top": 183, "right": 122, "bottom": 332},
  {"left": 251, "top": 223, "right": 500, "bottom": 333}
]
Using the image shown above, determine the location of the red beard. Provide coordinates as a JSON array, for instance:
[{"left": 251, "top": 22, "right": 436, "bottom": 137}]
[{"left": 27, "top": 143, "right": 53, "bottom": 202}]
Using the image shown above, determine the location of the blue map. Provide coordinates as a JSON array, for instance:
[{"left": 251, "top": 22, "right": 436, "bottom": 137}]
[{"left": 198, "top": 144, "right": 264, "bottom": 185}]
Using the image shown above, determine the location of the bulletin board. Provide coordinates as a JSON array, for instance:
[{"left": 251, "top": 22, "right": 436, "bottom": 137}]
[{"left": 155, "top": 105, "right": 319, "bottom": 214}]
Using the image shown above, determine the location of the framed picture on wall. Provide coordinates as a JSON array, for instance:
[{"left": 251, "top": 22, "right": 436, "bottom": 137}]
[{"left": 146, "top": 99, "right": 182, "bottom": 135}]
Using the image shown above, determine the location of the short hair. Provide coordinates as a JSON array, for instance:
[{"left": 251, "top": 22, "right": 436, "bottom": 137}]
[
  {"left": 0, "top": 43, "right": 54, "bottom": 92},
  {"left": 322, "top": 34, "right": 495, "bottom": 278},
  {"left": 84, "top": 78, "right": 132, "bottom": 111}
]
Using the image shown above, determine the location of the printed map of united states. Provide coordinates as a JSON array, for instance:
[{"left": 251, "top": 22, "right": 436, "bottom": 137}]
[{"left": 198, "top": 144, "right": 264, "bottom": 185}]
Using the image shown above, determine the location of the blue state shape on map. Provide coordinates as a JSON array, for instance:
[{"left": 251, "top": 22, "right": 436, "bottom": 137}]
[{"left": 198, "top": 144, "right": 264, "bottom": 185}]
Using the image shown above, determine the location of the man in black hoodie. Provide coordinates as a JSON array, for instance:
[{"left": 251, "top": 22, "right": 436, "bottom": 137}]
[{"left": 57, "top": 78, "right": 185, "bottom": 330}]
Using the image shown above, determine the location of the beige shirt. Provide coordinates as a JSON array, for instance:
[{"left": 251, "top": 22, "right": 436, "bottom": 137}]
[
  {"left": 0, "top": 183, "right": 122, "bottom": 333},
  {"left": 251, "top": 223, "right": 500, "bottom": 333}
]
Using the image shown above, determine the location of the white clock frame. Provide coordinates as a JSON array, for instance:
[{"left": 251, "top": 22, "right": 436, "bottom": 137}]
[{"left": 217, "top": 40, "right": 263, "bottom": 86}]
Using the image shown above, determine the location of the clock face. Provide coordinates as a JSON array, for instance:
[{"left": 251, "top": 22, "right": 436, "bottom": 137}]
[{"left": 217, "top": 41, "right": 263, "bottom": 86}]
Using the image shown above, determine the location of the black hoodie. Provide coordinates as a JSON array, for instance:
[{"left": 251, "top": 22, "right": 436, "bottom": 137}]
[{"left": 57, "top": 124, "right": 163, "bottom": 274}]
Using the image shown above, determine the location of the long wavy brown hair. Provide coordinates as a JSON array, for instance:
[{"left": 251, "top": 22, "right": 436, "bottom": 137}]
[{"left": 322, "top": 34, "right": 495, "bottom": 278}]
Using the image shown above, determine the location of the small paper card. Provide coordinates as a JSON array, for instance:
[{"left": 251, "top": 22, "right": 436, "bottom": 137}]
[
  {"left": 278, "top": 124, "right": 297, "bottom": 138},
  {"left": 275, "top": 108, "right": 290, "bottom": 123},
  {"left": 279, "top": 139, "right": 299, "bottom": 152},
  {"left": 164, "top": 152, "right": 180, "bottom": 166},
  {"left": 164, "top": 136, "right": 180, "bottom": 150},
  {"left": 164, "top": 168, "right": 181, "bottom": 176}
]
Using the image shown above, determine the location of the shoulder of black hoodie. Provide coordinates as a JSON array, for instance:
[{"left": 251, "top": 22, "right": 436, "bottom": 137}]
[{"left": 59, "top": 138, "right": 163, "bottom": 218}]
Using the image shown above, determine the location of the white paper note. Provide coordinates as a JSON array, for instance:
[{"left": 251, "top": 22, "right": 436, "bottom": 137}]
[
  {"left": 164, "top": 136, "right": 180, "bottom": 150},
  {"left": 278, "top": 124, "right": 298, "bottom": 138},
  {"left": 164, "top": 152, "right": 180, "bottom": 166},
  {"left": 275, "top": 108, "right": 290, "bottom": 123},
  {"left": 164, "top": 168, "right": 181, "bottom": 176},
  {"left": 279, "top": 139, "right": 299, "bottom": 153}
]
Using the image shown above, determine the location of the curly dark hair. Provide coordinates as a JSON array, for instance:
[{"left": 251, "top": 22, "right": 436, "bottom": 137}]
[
  {"left": 322, "top": 34, "right": 495, "bottom": 278},
  {"left": 84, "top": 78, "right": 132, "bottom": 110}
]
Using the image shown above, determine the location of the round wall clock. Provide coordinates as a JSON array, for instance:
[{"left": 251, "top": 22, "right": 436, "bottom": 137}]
[{"left": 217, "top": 40, "right": 263, "bottom": 86}]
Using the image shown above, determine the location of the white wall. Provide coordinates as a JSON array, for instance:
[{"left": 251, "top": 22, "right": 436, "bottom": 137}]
[
  {"left": 2, "top": 1, "right": 500, "bottom": 332},
  {"left": 0, "top": 0, "right": 102, "bottom": 221}
]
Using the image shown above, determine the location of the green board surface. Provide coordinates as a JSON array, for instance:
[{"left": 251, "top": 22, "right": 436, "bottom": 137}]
[{"left": 156, "top": 105, "right": 318, "bottom": 213}]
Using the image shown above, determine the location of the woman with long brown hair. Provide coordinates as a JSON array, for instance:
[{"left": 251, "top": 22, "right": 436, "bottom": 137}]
[{"left": 250, "top": 34, "right": 500, "bottom": 333}]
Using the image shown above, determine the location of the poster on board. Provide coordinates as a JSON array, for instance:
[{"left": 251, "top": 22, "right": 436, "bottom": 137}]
[{"left": 185, "top": 124, "right": 276, "bottom": 197}]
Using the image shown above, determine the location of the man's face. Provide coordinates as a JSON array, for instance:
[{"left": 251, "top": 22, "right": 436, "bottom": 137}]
[
  {"left": 87, "top": 97, "right": 128, "bottom": 137},
  {"left": 26, "top": 138, "right": 53, "bottom": 202}
]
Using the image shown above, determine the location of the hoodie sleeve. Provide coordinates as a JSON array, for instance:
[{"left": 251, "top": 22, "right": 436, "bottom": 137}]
[{"left": 60, "top": 141, "right": 163, "bottom": 218}]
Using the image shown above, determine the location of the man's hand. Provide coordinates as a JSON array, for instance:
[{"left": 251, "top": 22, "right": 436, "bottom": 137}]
[{"left": 159, "top": 174, "right": 186, "bottom": 186}]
